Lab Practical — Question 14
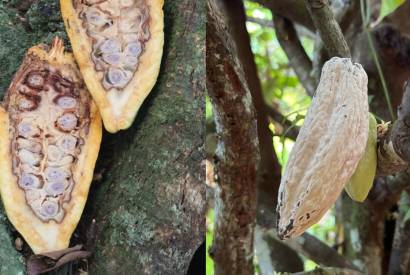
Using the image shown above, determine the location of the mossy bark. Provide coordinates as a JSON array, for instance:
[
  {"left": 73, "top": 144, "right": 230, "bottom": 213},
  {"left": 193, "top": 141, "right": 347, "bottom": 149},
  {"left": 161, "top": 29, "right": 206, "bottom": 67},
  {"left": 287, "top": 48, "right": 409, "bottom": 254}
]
[
  {"left": 0, "top": 0, "right": 205, "bottom": 274},
  {"left": 85, "top": 0, "right": 205, "bottom": 273}
]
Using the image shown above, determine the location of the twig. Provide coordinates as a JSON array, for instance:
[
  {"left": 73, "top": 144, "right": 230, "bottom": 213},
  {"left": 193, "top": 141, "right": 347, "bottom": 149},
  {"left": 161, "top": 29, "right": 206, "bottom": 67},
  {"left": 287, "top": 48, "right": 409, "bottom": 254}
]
[
  {"left": 261, "top": 228, "right": 359, "bottom": 271},
  {"left": 246, "top": 16, "right": 273, "bottom": 28},
  {"left": 273, "top": 14, "right": 317, "bottom": 97},
  {"left": 264, "top": 104, "right": 300, "bottom": 140},
  {"left": 284, "top": 233, "right": 360, "bottom": 271},
  {"left": 292, "top": 267, "right": 363, "bottom": 275},
  {"left": 305, "top": 0, "right": 351, "bottom": 58}
]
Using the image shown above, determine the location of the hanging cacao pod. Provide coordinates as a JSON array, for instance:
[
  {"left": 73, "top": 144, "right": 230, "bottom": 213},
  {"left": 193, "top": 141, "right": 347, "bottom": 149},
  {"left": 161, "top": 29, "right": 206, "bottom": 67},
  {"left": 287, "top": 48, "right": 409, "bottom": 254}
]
[
  {"left": 61, "top": 0, "right": 164, "bottom": 133},
  {"left": 344, "top": 113, "right": 377, "bottom": 202},
  {"left": 0, "top": 38, "right": 102, "bottom": 254},
  {"left": 277, "top": 57, "right": 369, "bottom": 239}
]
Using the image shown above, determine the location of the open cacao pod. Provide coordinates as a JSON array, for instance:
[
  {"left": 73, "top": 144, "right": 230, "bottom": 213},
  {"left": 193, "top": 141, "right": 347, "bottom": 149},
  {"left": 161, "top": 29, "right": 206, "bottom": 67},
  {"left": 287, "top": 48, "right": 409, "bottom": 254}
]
[
  {"left": 0, "top": 38, "right": 102, "bottom": 254},
  {"left": 277, "top": 57, "right": 369, "bottom": 239},
  {"left": 61, "top": 0, "right": 164, "bottom": 133}
]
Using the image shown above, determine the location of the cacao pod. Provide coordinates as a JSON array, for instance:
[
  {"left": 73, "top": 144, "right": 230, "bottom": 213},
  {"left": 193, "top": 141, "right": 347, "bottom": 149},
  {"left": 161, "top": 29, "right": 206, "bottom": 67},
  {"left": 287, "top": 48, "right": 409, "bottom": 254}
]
[
  {"left": 61, "top": 0, "right": 164, "bottom": 133},
  {"left": 0, "top": 38, "right": 102, "bottom": 254},
  {"left": 277, "top": 57, "right": 369, "bottom": 239},
  {"left": 344, "top": 113, "right": 377, "bottom": 202}
]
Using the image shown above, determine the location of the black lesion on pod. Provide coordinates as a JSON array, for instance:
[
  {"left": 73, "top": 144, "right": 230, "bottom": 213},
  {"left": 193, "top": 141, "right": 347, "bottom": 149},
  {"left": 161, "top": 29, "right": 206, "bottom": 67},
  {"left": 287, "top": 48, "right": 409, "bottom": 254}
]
[{"left": 279, "top": 219, "right": 294, "bottom": 240}]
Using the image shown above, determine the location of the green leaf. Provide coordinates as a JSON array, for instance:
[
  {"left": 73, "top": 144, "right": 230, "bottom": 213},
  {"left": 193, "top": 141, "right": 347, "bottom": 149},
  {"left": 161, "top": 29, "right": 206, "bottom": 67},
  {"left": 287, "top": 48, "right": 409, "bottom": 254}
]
[
  {"left": 379, "top": 0, "right": 405, "bottom": 21},
  {"left": 403, "top": 209, "right": 410, "bottom": 223}
]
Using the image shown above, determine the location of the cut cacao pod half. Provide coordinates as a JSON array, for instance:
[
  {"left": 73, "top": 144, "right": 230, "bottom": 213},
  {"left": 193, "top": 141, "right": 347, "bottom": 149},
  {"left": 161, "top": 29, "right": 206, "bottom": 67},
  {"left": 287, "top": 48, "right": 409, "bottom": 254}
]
[
  {"left": 0, "top": 38, "right": 102, "bottom": 254},
  {"left": 61, "top": 0, "right": 164, "bottom": 133}
]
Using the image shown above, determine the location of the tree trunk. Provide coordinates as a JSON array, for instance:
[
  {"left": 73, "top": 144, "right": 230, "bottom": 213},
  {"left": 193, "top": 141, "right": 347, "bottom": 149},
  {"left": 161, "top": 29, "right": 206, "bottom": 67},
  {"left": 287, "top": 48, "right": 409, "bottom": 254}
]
[
  {"left": 0, "top": 0, "right": 205, "bottom": 274},
  {"left": 207, "top": 0, "right": 259, "bottom": 273}
]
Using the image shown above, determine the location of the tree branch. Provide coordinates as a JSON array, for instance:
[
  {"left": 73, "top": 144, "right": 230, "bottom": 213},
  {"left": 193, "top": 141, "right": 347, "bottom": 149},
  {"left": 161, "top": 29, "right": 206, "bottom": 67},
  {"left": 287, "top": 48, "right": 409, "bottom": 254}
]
[
  {"left": 207, "top": 0, "right": 259, "bottom": 274},
  {"left": 273, "top": 14, "right": 316, "bottom": 97},
  {"left": 305, "top": 0, "right": 351, "bottom": 58},
  {"left": 292, "top": 267, "right": 363, "bottom": 275},
  {"left": 258, "top": 226, "right": 359, "bottom": 271},
  {"left": 283, "top": 233, "right": 359, "bottom": 271},
  {"left": 264, "top": 104, "right": 300, "bottom": 141},
  {"left": 252, "top": 0, "right": 314, "bottom": 31},
  {"left": 377, "top": 80, "right": 410, "bottom": 176}
]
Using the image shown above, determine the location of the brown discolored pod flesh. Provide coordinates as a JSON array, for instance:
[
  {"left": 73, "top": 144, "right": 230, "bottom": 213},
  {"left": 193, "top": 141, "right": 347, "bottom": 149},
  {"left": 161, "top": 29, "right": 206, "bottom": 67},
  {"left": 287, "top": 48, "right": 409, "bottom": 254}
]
[
  {"left": 0, "top": 38, "right": 102, "bottom": 254},
  {"left": 277, "top": 57, "right": 369, "bottom": 239},
  {"left": 61, "top": 0, "right": 164, "bottom": 133}
]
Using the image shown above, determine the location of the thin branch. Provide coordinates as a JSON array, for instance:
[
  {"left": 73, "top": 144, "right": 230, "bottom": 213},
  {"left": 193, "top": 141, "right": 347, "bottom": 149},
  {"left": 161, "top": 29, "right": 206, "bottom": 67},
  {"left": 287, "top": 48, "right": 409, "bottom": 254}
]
[
  {"left": 305, "top": 0, "right": 351, "bottom": 58},
  {"left": 292, "top": 267, "right": 363, "bottom": 275},
  {"left": 260, "top": 227, "right": 359, "bottom": 271},
  {"left": 264, "top": 104, "right": 300, "bottom": 140},
  {"left": 252, "top": 0, "right": 315, "bottom": 31},
  {"left": 284, "top": 233, "right": 360, "bottom": 271},
  {"left": 246, "top": 16, "right": 273, "bottom": 28},
  {"left": 273, "top": 14, "right": 316, "bottom": 97}
]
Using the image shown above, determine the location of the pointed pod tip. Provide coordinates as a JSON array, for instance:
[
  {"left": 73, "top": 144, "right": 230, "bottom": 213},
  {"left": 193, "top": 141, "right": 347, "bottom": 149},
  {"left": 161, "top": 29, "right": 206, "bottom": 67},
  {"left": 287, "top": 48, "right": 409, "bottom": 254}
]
[{"left": 49, "top": 37, "right": 66, "bottom": 61}]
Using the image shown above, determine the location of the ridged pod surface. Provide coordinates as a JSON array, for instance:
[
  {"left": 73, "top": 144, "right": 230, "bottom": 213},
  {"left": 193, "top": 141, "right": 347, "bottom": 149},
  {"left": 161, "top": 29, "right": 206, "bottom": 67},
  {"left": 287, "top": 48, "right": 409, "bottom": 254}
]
[
  {"left": 277, "top": 57, "right": 369, "bottom": 239},
  {"left": 0, "top": 38, "right": 102, "bottom": 254},
  {"left": 345, "top": 113, "right": 377, "bottom": 202},
  {"left": 61, "top": 0, "right": 164, "bottom": 133}
]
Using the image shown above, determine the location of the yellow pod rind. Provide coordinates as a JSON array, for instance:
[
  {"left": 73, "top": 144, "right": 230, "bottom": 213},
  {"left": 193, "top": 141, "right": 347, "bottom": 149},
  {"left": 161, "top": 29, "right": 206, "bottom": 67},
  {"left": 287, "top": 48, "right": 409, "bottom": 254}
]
[
  {"left": 0, "top": 39, "right": 102, "bottom": 254},
  {"left": 344, "top": 113, "right": 377, "bottom": 202},
  {"left": 60, "top": 0, "right": 164, "bottom": 133}
]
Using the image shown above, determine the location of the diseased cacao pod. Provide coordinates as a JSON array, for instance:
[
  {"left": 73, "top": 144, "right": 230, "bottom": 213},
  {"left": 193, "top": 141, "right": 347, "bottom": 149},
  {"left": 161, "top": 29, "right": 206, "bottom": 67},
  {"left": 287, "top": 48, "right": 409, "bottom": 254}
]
[
  {"left": 61, "top": 0, "right": 164, "bottom": 133},
  {"left": 0, "top": 38, "right": 102, "bottom": 254},
  {"left": 344, "top": 113, "right": 377, "bottom": 202},
  {"left": 277, "top": 57, "right": 369, "bottom": 239}
]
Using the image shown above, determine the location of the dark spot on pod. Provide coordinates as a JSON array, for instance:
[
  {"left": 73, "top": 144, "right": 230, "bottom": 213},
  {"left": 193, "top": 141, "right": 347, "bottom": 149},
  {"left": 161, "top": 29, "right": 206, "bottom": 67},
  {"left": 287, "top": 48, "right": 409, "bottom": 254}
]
[
  {"left": 18, "top": 86, "right": 39, "bottom": 97},
  {"left": 25, "top": 70, "right": 48, "bottom": 90},
  {"left": 306, "top": 213, "right": 310, "bottom": 219},
  {"left": 50, "top": 73, "right": 75, "bottom": 94},
  {"left": 279, "top": 219, "right": 294, "bottom": 240}
]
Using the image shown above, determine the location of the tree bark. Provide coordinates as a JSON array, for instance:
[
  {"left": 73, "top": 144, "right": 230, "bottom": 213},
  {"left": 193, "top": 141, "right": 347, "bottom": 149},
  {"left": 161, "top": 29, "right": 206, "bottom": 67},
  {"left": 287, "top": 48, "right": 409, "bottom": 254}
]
[{"left": 207, "top": 0, "right": 259, "bottom": 274}]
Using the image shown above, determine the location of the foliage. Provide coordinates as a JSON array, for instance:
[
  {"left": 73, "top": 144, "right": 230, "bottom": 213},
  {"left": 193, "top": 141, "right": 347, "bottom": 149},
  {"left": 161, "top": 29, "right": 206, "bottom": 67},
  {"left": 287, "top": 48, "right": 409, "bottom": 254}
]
[{"left": 379, "top": 0, "right": 406, "bottom": 22}]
